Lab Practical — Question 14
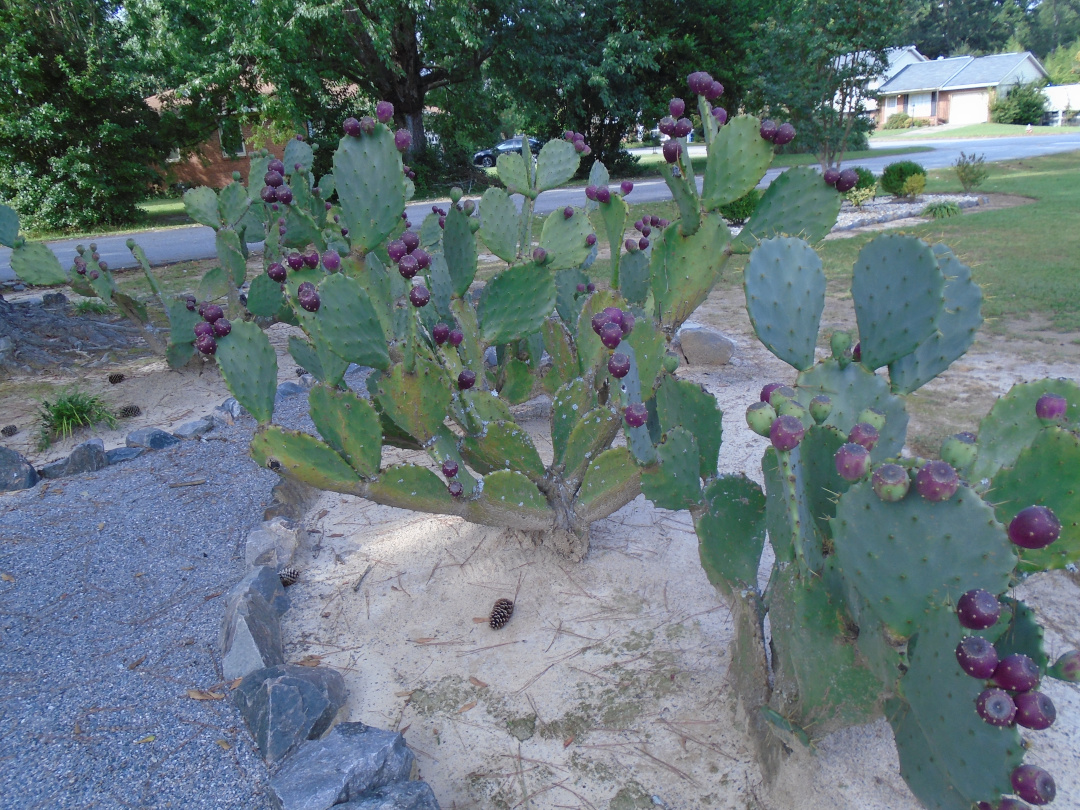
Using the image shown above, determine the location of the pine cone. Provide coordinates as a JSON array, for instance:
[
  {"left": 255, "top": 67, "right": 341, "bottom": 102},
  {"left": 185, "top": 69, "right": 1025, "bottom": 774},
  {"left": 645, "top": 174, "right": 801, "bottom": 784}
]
[
  {"left": 108, "top": 373, "right": 125, "bottom": 384},
  {"left": 489, "top": 598, "right": 514, "bottom": 630},
  {"left": 1, "top": 424, "right": 17, "bottom": 438},
  {"left": 117, "top": 405, "right": 142, "bottom": 419},
  {"left": 295, "top": 367, "right": 307, "bottom": 377},
  {"left": 279, "top": 566, "right": 300, "bottom": 587}
]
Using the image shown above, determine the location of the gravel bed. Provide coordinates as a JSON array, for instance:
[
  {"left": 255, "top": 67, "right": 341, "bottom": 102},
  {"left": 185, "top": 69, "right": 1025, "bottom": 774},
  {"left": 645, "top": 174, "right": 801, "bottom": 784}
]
[
  {"left": 0, "top": 419, "right": 278, "bottom": 810},
  {"left": 833, "top": 193, "right": 982, "bottom": 230}
]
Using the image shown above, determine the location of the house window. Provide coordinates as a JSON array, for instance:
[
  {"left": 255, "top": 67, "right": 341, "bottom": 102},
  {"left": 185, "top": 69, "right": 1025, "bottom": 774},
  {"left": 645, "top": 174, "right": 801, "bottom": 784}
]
[
  {"left": 909, "top": 93, "right": 933, "bottom": 118},
  {"left": 219, "top": 118, "right": 246, "bottom": 158},
  {"left": 165, "top": 147, "right": 181, "bottom": 164}
]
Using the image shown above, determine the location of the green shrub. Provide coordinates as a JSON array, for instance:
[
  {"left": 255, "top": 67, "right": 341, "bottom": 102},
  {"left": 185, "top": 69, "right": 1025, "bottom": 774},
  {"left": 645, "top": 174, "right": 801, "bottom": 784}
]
[
  {"left": 883, "top": 112, "right": 912, "bottom": 129},
  {"left": 922, "top": 200, "right": 961, "bottom": 219},
  {"left": 36, "top": 388, "right": 117, "bottom": 449},
  {"left": 954, "top": 151, "right": 990, "bottom": 192},
  {"left": 880, "top": 160, "right": 927, "bottom": 196},
  {"left": 900, "top": 173, "right": 926, "bottom": 199},
  {"left": 845, "top": 186, "right": 876, "bottom": 208},
  {"left": 719, "top": 189, "right": 761, "bottom": 226},
  {"left": 852, "top": 167, "right": 876, "bottom": 191},
  {"left": 989, "top": 82, "right": 1048, "bottom": 125}
]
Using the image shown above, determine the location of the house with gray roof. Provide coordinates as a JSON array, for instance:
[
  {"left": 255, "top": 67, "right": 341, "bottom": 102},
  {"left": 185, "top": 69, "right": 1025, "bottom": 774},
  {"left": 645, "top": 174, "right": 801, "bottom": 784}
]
[{"left": 877, "top": 52, "right": 1049, "bottom": 127}]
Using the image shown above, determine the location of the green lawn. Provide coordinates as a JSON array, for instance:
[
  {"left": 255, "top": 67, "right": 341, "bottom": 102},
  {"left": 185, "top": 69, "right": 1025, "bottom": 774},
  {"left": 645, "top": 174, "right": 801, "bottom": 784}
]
[
  {"left": 628, "top": 145, "right": 931, "bottom": 177},
  {"left": 871, "top": 123, "right": 1061, "bottom": 140},
  {"left": 24, "top": 197, "right": 194, "bottom": 241}
]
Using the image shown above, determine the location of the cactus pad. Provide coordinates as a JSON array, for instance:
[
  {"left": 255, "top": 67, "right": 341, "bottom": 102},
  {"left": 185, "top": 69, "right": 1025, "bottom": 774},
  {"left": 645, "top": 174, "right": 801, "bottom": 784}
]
[
  {"left": 216, "top": 320, "right": 278, "bottom": 424},
  {"left": 216, "top": 229, "right": 247, "bottom": 287},
  {"left": 650, "top": 213, "right": 730, "bottom": 329},
  {"left": 498, "top": 359, "right": 533, "bottom": 404},
  {"left": 10, "top": 243, "right": 67, "bottom": 286},
  {"left": 478, "top": 188, "right": 521, "bottom": 262},
  {"left": 994, "top": 598, "right": 1048, "bottom": 669},
  {"left": 477, "top": 262, "right": 557, "bottom": 344},
  {"left": 694, "top": 474, "right": 766, "bottom": 595},
  {"left": 562, "top": 406, "right": 621, "bottom": 482},
  {"left": 317, "top": 273, "right": 390, "bottom": 370},
  {"left": 577, "top": 447, "right": 640, "bottom": 515},
  {"left": 251, "top": 426, "right": 360, "bottom": 492},
  {"left": 539, "top": 207, "right": 593, "bottom": 271},
  {"left": 852, "top": 235, "right": 944, "bottom": 370},
  {"left": 640, "top": 427, "right": 702, "bottom": 510},
  {"left": 368, "top": 464, "right": 454, "bottom": 513},
  {"left": 473, "top": 470, "right": 551, "bottom": 523},
  {"left": 989, "top": 426, "right": 1080, "bottom": 572},
  {"left": 735, "top": 167, "right": 842, "bottom": 251},
  {"left": 497, "top": 151, "right": 531, "bottom": 197},
  {"left": 283, "top": 137, "right": 314, "bottom": 175},
  {"left": 540, "top": 320, "right": 577, "bottom": 395},
  {"left": 831, "top": 483, "right": 1015, "bottom": 636},
  {"left": 461, "top": 421, "right": 546, "bottom": 482},
  {"left": 461, "top": 389, "right": 514, "bottom": 432},
  {"left": 442, "top": 206, "right": 478, "bottom": 296},
  {"left": 623, "top": 317, "right": 665, "bottom": 396},
  {"left": 334, "top": 126, "right": 406, "bottom": 253},
  {"left": 375, "top": 358, "right": 452, "bottom": 444},
  {"left": 245, "top": 273, "right": 284, "bottom": 318},
  {"left": 618, "top": 251, "right": 650, "bottom": 305},
  {"left": 0, "top": 203, "right": 18, "bottom": 247},
  {"left": 217, "top": 181, "right": 249, "bottom": 229},
  {"left": 308, "top": 385, "right": 382, "bottom": 478},
  {"left": 762, "top": 445, "right": 822, "bottom": 573},
  {"left": 701, "top": 115, "right": 773, "bottom": 209},
  {"left": 183, "top": 186, "right": 221, "bottom": 229},
  {"left": 551, "top": 378, "right": 596, "bottom": 464},
  {"left": 744, "top": 236, "right": 826, "bottom": 371},
  {"left": 535, "top": 140, "right": 579, "bottom": 192},
  {"left": 656, "top": 377, "right": 723, "bottom": 479}
]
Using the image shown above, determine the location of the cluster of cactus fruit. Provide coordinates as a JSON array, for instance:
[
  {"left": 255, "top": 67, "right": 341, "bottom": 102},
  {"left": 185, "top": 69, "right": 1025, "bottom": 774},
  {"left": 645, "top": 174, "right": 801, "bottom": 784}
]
[{"left": 4, "top": 67, "right": 1077, "bottom": 810}]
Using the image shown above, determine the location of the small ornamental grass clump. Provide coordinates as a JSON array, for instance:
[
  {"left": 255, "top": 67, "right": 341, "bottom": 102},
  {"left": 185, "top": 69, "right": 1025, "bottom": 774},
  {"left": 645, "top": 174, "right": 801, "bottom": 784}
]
[
  {"left": 954, "top": 151, "right": 990, "bottom": 191},
  {"left": 923, "top": 200, "right": 962, "bottom": 219},
  {"left": 35, "top": 388, "right": 117, "bottom": 449}
]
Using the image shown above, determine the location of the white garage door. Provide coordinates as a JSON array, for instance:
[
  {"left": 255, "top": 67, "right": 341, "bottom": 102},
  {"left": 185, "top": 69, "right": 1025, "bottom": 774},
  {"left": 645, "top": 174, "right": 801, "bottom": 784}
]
[{"left": 949, "top": 90, "right": 989, "bottom": 125}]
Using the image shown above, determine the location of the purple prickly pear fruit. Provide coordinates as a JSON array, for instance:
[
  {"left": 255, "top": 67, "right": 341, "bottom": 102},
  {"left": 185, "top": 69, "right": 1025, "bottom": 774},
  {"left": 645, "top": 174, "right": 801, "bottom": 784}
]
[
  {"left": 586, "top": 233, "right": 597, "bottom": 246},
  {"left": 608, "top": 352, "right": 631, "bottom": 379},
  {"left": 264, "top": 170, "right": 284, "bottom": 187},
  {"left": 957, "top": 589, "right": 1002, "bottom": 630},
  {"left": 596, "top": 187, "right": 612, "bottom": 204},
  {"left": 746, "top": 401, "right": 777, "bottom": 437},
  {"left": 591, "top": 311, "right": 614, "bottom": 336},
  {"left": 185, "top": 297, "right": 196, "bottom": 311},
  {"left": 409, "top": 285, "right": 430, "bottom": 308},
  {"left": 376, "top": 101, "right": 394, "bottom": 124},
  {"left": 260, "top": 185, "right": 278, "bottom": 203},
  {"left": 342, "top": 227, "right": 350, "bottom": 236},
  {"left": 98, "top": 261, "right": 108, "bottom": 271},
  {"left": 1011, "top": 766, "right": 1056, "bottom": 806},
  {"left": 195, "top": 334, "right": 217, "bottom": 355},
  {"left": 1014, "top": 691, "right": 1056, "bottom": 729},
  {"left": 573, "top": 139, "right": 587, "bottom": 153},
  {"left": 585, "top": 185, "right": 599, "bottom": 201},
  {"left": 457, "top": 370, "right": 476, "bottom": 390},
  {"left": 448, "top": 329, "right": 464, "bottom": 347},
  {"left": 836, "top": 169, "right": 859, "bottom": 193},
  {"left": 432, "top": 322, "right": 450, "bottom": 345},
  {"left": 397, "top": 254, "right": 418, "bottom": 279},
  {"left": 343, "top": 117, "right": 361, "bottom": 137},
  {"left": 706, "top": 81, "right": 724, "bottom": 100},
  {"left": 401, "top": 231, "right": 419, "bottom": 252},
  {"left": 770, "top": 415, "right": 805, "bottom": 452},
  {"left": 621, "top": 180, "right": 634, "bottom": 195},
  {"left": 956, "top": 635, "right": 999, "bottom": 679},
  {"left": 1048, "top": 650, "right": 1080, "bottom": 682},
  {"left": 297, "top": 281, "right": 316, "bottom": 299},
  {"left": 674, "top": 118, "right": 693, "bottom": 138},
  {"left": 321, "top": 250, "right": 341, "bottom": 272},
  {"left": 687, "top": 71, "right": 713, "bottom": 95},
  {"left": 212, "top": 318, "right": 232, "bottom": 338},
  {"left": 650, "top": 215, "right": 661, "bottom": 227},
  {"left": 394, "top": 129, "right": 412, "bottom": 152},
  {"left": 991, "top": 653, "right": 1040, "bottom": 692},
  {"left": 638, "top": 237, "right": 650, "bottom": 250},
  {"left": 268, "top": 159, "right": 285, "bottom": 174},
  {"left": 872, "top": 463, "right": 911, "bottom": 502},
  {"left": 767, "top": 385, "right": 797, "bottom": 408},
  {"left": 773, "top": 123, "right": 796, "bottom": 146},
  {"left": 387, "top": 240, "right": 407, "bottom": 262},
  {"left": 586, "top": 282, "right": 596, "bottom": 292},
  {"left": 624, "top": 237, "right": 639, "bottom": 253},
  {"left": 640, "top": 224, "right": 651, "bottom": 236},
  {"left": 202, "top": 304, "right": 224, "bottom": 323},
  {"left": 847, "top": 422, "right": 880, "bottom": 451},
  {"left": 563, "top": 130, "right": 575, "bottom": 140},
  {"left": 624, "top": 403, "right": 648, "bottom": 428},
  {"left": 669, "top": 98, "right": 686, "bottom": 117},
  {"left": 276, "top": 186, "right": 293, "bottom": 205},
  {"left": 576, "top": 283, "right": 586, "bottom": 293},
  {"left": 658, "top": 116, "right": 677, "bottom": 136},
  {"left": 760, "top": 382, "right": 784, "bottom": 403},
  {"left": 602, "top": 306, "right": 624, "bottom": 328},
  {"left": 287, "top": 252, "right": 304, "bottom": 270},
  {"left": 412, "top": 249, "right": 431, "bottom": 270},
  {"left": 809, "top": 395, "right": 833, "bottom": 424},
  {"left": 278, "top": 226, "right": 287, "bottom": 236},
  {"left": 760, "top": 119, "right": 778, "bottom": 141},
  {"left": 303, "top": 251, "right": 320, "bottom": 269},
  {"left": 448, "top": 480, "right": 464, "bottom": 498},
  {"left": 600, "top": 322, "right": 623, "bottom": 350},
  {"left": 711, "top": 106, "right": 728, "bottom": 125},
  {"left": 619, "top": 308, "right": 635, "bottom": 337},
  {"left": 442, "top": 459, "right": 459, "bottom": 478},
  {"left": 975, "top": 688, "right": 1017, "bottom": 726},
  {"left": 532, "top": 247, "right": 548, "bottom": 264},
  {"left": 194, "top": 322, "right": 214, "bottom": 338},
  {"left": 563, "top": 205, "right": 574, "bottom": 219},
  {"left": 1008, "top": 505, "right": 1061, "bottom": 549},
  {"left": 1035, "top": 392, "right": 1067, "bottom": 424},
  {"left": 359, "top": 115, "right": 376, "bottom": 134},
  {"left": 941, "top": 432, "right": 978, "bottom": 471},
  {"left": 835, "top": 443, "right": 871, "bottom": 482},
  {"left": 663, "top": 141, "right": 682, "bottom": 163},
  {"left": 915, "top": 460, "right": 959, "bottom": 502},
  {"left": 463, "top": 199, "right": 476, "bottom": 215},
  {"left": 823, "top": 168, "right": 841, "bottom": 186},
  {"left": 851, "top": 341, "right": 862, "bottom": 362}
]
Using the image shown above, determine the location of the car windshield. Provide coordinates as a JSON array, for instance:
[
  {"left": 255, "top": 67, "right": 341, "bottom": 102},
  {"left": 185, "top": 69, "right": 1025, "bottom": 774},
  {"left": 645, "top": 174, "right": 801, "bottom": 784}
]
[{"left": 499, "top": 139, "right": 520, "bottom": 149}]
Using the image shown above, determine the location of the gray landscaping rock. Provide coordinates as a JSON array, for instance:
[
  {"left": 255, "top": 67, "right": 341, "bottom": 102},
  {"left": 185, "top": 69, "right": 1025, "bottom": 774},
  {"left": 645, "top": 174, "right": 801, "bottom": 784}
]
[
  {"left": 215, "top": 397, "right": 246, "bottom": 425},
  {"left": 106, "top": 446, "right": 145, "bottom": 465},
  {"left": 268, "top": 723, "right": 416, "bottom": 810},
  {"left": 245, "top": 517, "right": 301, "bottom": 569},
  {"left": 233, "top": 664, "right": 347, "bottom": 765},
  {"left": 44, "top": 438, "right": 108, "bottom": 479},
  {"left": 232, "top": 565, "right": 290, "bottom": 617},
  {"left": 126, "top": 427, "right": 181, "bottom": 450},
  {"left": 676, "top": 324, "right": 735, "bottom": 366},
  {"left": 338, "top": 782, "right": 440, "bottom": 810},
  {"left": 173, "top": 417, "right": 215, "bottom": 440},
  {"left": 483, "top": 346, "right": 498, "bottom": 368},
  {"left": 220, "top": 567, "right": 288, "bottom": 681},
  {"left": 0, "top": 446, "right": 38, "bottom": 492},
  {"left": 276, "top": 381, "right": 306, "bottom": 400},
  {"left": 42, "top": 292, "right": 68, "bottom": 306},
  {"left": 299, "top": 373, "right": 317, "bottom": 389}
]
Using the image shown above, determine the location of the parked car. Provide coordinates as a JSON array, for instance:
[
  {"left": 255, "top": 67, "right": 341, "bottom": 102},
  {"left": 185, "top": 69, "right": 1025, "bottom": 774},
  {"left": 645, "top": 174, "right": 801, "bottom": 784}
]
[{"left": 473, "top": 137, "right": 542, "bottom": 168}]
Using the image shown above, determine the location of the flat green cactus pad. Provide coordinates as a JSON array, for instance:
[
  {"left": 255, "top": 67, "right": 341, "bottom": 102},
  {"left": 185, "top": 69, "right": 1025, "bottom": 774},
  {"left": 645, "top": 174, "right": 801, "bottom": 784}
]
[
  {"left": 217, "top": 181, "right": 249, "bottom": 229},
  {"left": 460, "top": 388, "right": 514, "bottom": 433},
  {"left": 539, "top": 207, "right": 593, "bottom": 271},
  {"left": 461, "top": 421, "right": 546, "bottom": 482},
  {"left": 334, "top": 126, "right": 406, "bottom": 253},
  {"left": 164, "top": 298, "right": 199, "bottom": 347},
  {"left": 246, "top": 273, "right": 285, "bottom": 318},
  {"left": 183, "top": 186, "right": 220, "bottom": 229},
  {"left": 540, "top": 319, "right": 577, "bottom": 395},
  {"left": 994, "top": 598, "right": 1049, "bottom": 670},
  {"left": 989, "top": 426, "right": 1080, "bottom": 572},
  {"left": 251, "top": 425, "right": 360, "bottom": 493},
  {"left": 574, "top": 290, "right": 622, "bottom": 376},
  {"left": 308, "top": 385, "right": 382, "bottom": 479},
  {"left": 623, "top": 317, "right": 665, "bottom": 396},
  {"left": 701, "top": 115, "right": 774, "bottom": 209},
  {"left": 375, "top": 357, "right": 452, "bottom": 444},
  {"left": 577, "top": 446, "right": 640, "bottom": 513},
  {"left": 562, "top": 406, "right": 621, "bottom": 482},
  {"left": 972, "top": 378, "right": 1080, "bottom": 481},
  {"left": 0, "top": 203, "right": 18, "bottom": 247},
  {"left": 640, "top": 427, "right": 702, "bottom": 511},
  {"left": 477, "top": 262, "right": 556, "bottom": 345},
  {"left": 618, "top": 250, "right": 650, "bottom": 305},
  {"left": 889, "top": 604, "right": 1023, "bottom": 810},
  {"left": 10, "top": 242, "right": 67, "bottom": 286},
  {"left": 650, "top": 213, "right": 730, "bottom": 330},
  {"left": 473, "top": 469, "right": 551, "bottom": 523},
  {"left": 478, "top": 187, "right": 520, "bottom": 262},
  {"left": 442, "top": 206, "right": 477, "bottom": 296},
  {"left": 597, "top": 192, "right": 629, "bottom": 278},
  {"left": 368, "top": 464, "right": 454, "bottom": 513},
  {"left": 498, "top": 358, "right": 534, "bottom": 404},
  {"left": 317, "top": 273, "right": 390, "bottom": 370},
  {"left": 551, "top": 378, "right": 595, "bottom": 465},
  {"left": 694, "top": 474, "right": 766, "bottom": 595},
  {"left": 832, "top": 483, "right": 1015, "bottom": 636},
  {"left": 497, "top": 150, "right": 531, "bottom": 197},
  {"left": 656, "top": 377, "right": 723, "bottom": 479},
  {"left": 535, "top": 139, "right": 579, "bottom": 192},
  {"left": 744, "top": 236, "right": 826, "bottom": 371},
  {"left": 216, "top": 320, "right": 277, "bottom": 424},
  {"left": 852, "top": 235, "right": 944, "bottom": 371},
  {"left": 283, "top": 137, "right": 314, "bottom": 175},
  {"left": 735, "top": 167, "right": 841, "bottom": 251},
  {"left": 554, "top": 268, "right": 589, "bottom": 325},
  {"left": 762, "top": 444, "right": 822, "bottom": 573},
  {"left": 197, "top": 266, "right": 229, "bottom": 303}
]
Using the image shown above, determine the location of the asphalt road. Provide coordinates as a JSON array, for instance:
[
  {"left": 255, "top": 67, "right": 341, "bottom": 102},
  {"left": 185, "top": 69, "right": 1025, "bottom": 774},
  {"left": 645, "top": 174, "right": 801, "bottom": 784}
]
[{"left": 3, "top": 131, "right": 1079, "bottom": 283}]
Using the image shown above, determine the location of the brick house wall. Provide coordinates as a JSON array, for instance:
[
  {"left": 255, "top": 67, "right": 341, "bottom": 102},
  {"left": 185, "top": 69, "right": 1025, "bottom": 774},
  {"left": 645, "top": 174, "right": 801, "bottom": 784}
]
[{"left": 160, "top": 124, "right": 287, "bottom": 190}]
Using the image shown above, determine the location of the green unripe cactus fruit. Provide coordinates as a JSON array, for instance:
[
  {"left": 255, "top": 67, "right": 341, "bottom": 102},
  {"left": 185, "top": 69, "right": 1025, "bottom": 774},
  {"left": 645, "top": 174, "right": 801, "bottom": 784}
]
[
  {"left": 747, "top": 401, "right": 777, "bottom": 437},
  {"left": 809, "top": 395, "right": 833, "bottom": 424},
  {"left": 940, "top": 432, "right": 978, "bottom": 473},
  {"left": 856, "top": 407, "right": 886, "bottom": 432}
]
